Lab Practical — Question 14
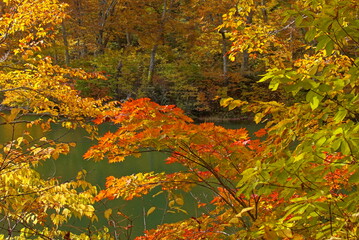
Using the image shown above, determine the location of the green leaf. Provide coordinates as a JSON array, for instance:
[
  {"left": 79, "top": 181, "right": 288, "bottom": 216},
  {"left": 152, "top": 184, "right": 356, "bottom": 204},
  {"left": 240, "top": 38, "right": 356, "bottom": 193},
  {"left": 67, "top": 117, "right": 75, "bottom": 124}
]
[
  {"left": 316, "top": 35, "right": 331, "bottom": 52},
  {"left": 236, "top": 168, "right": 257, "bottom": 187},
  {"left": 311, "top": 96, "right": 320, "bottom": 110},
  {"left": 318, "top": 18, "right": 333, "bottom": 31},
  {"left": 259, "top": 73, "right": 274, "bottom": 82},
  {"left": 318, "top": 84, "right": 331, "bottom": 92},
  {"left": 269, "top": 80, "right": 280, "bottom": 91},
  {"left": 340, "top": 140, "right": 351, "bottom": 155},
  {"left": 349, "top": 170, "right": 359, "bottom": 183},
  {"left": 305, "top": 28, "right": 317, "bottom": 42},
  {"left": 294, "top": 153, "right": 305, "bottom": 162},
  {"left": 314, "top": 202, "right": 329, "bottom": 212},
  {"left": 309, "top": 65, "right": 319, "bottom": 75},
  {"left": 290, "top": 196, "right": 307, "bottom": 203},
  {"left": 284, "top": 83, "right": 302, "bottom": 96},
  {"left": 325, "top": 40, "right": 334, "bottom": 56},
  {"left": 306, "top": 91, "right": 323, "bottom": 110},
  {"left": 295, "top": 15, "right": 303, "bottom": 26},
  {"left": 334, "top": 108, "right": 348, "bottom": 123},
  {"left": 316, "top": 136, "right": 326, "bottom": 147},
  {"left": 333, "top": 127, "right": 343, "bottom": 135},
  {"left": 332, "top": 139, "right": 342, "bottom": 151},
  {"left": 283, "top": 204, "right": 302, "bottom": 219}
]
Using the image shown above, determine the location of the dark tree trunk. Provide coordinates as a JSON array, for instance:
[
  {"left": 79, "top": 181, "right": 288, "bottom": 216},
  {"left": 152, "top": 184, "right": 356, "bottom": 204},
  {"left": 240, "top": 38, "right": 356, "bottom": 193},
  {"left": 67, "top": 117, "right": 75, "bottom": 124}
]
[
  {"left": 114, "top": 60, "right": 123, "bottom": 99},
  {"left": 219, "top": 28, "right": 228, "bottom": 83}
]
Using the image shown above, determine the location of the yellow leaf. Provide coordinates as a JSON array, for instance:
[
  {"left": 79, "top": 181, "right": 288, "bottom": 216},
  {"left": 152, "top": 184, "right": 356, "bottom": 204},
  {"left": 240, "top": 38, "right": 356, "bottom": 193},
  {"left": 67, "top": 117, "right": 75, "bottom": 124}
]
[
  {"left": 254, "top": 112, "right": 265, "bottom": 124},
  {"left": 277, "top": 228, "right": 293, "bottom": 238},
  {"left": 236, "top": 207, "right": 254, "bottom": 218},
  {"left": 229, "top": 54, "right": 236, "bottom": 61},
  {"left": 146, "top": 207, "right": 156, "bottom": 216},
  {"left": 62, "top": 208, "right": 71, "bottom": 218},
  {"left": 228, "top": 217, "right": 239, "bottom": 224},
  {"left": 17, "top": 137, "right": 24, "bottom": 145},
  {"left": 76, "top": 170, "right": 87, "bottom": 180},
  {"left": 220, "top": 97, "right": 234, "bottom": 107},
  {"left": 9, "top": 108, "right": 21, "bottom": 122},
  {"left": 292, "top": 234, "right": 305, "bottom": 240},
  {"left": 175, "top": 196, "right": 184, "bottom": 206},
  {"left": 264, "top": 226, "right": 279, "bottom": 240},
  {"left": 152, "top": 191, "right": 163, "bottom": 197},
  {"left": 228, "top": 99, "right": 247, "bottom": 111},
  {"left": 0, "top": 108, "right": 21, "bottom": 122},
  {"left": 52, "top": 151, "right": 59, "bottom": 160},
  {"left": 104, "top": 208, "right": 112, "bottom": 220},
  {"left": 91, "top": 214, "right": 99, "bottom": 222}
]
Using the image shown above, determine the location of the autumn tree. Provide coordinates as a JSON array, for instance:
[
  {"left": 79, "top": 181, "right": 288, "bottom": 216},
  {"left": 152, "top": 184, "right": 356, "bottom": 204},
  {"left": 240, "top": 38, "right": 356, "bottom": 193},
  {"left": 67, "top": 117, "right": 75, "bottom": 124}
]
[
  {"left": 85, "top": 98, "right": 269, "bottom": 239},
  {"left": 0, "top": 0, "right": 116, "bottom": 238},
  {"left": 86, "top": 0, "right": 359, "bottom": 239},
  {"left": 222, "top": 0, "right": 359, "bottom": 238}
]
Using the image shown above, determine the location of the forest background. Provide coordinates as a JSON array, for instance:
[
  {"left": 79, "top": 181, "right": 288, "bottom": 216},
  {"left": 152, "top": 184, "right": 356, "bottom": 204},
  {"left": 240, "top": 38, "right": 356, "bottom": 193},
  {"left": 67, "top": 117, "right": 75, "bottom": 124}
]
[
  {"left": 13, "top": 0, "right": 286, "bottom": 117},
  {"left": 0, "top": 0, "right": 358, "bottom": 239}
]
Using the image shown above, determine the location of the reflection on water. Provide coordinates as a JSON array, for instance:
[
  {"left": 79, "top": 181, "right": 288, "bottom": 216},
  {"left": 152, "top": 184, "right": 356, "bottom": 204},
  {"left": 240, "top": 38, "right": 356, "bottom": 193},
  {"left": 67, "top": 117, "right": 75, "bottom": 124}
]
[{"left": 0, "top": 119, "right": 262, "bottom": 238}]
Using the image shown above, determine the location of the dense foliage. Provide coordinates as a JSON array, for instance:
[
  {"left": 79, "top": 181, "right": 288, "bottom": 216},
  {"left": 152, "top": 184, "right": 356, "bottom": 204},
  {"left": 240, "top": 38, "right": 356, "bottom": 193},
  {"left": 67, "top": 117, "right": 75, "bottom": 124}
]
[
  {"left": 42, "top": 0, "right": 287, "bottom": 115},
  {"left": 0, "top": 0, "right": 115, "bottom": 238},
  {"left": 87, "top": 0, "right": 359, "bottom": 238},
  {"left": 0, "top": 0, "right": 358, "bottom": 239}
]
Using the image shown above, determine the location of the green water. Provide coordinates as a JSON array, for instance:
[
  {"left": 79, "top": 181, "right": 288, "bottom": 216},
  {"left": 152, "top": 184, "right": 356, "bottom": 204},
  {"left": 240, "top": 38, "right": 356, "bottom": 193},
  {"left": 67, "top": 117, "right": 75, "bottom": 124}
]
[{"left": 1, "top": 119, "right": 261, "bottom": 238}]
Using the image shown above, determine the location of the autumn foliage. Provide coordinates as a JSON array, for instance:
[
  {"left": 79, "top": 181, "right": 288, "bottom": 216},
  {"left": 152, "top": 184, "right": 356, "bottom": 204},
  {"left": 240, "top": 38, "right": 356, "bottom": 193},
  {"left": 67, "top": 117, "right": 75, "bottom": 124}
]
[
  {"left": 0, "top": 0, "right": 113, "bottom": 238},
  {"left": 86, "top": 0, "right": 358, "bottom": 238},
  {"left": 0, "top": 0, "right": 358, "bottom": 239},
  {"left": 86, "top": 96, "right": 358, "bottom": 239}
]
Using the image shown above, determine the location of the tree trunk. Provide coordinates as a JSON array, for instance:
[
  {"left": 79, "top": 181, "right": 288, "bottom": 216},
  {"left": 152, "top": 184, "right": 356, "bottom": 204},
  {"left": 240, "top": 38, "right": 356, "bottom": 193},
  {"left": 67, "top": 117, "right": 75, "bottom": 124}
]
[
  {"left": 261, "top": 0, "right": 268, "bottom": 23},
  {"left": 219, "top": 29, "right": 228, "bottom": 83},
  {"left": 96, "top": 0, "right": 118, "bottom": 55},
  {"left": 125, "top": 29, "right": 131, "bottom": 46},
  {"left": 61, "top": 22, "right": 70, "bottom": 66},
  {"left": 146, "top": 0, "right": 169, "bottom": 82},
  {"left": 241, "top": 11, "right": 254, "bottom": 75},
  {"left": 148, "top": 45, "right": 158, "bottom": 82},
  {"left": 240, "top": 50, "right": 249, "bottom": 75},
  {"left": 114, "top": 60, "right": 123, "bottom": 99}
]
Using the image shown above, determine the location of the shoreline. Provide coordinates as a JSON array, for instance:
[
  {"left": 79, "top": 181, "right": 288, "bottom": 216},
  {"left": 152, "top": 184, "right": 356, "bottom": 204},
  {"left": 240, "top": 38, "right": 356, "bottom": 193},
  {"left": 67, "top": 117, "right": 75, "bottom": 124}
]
[{"left": 193, "top": 116, "right": 254, "bottom": 123}]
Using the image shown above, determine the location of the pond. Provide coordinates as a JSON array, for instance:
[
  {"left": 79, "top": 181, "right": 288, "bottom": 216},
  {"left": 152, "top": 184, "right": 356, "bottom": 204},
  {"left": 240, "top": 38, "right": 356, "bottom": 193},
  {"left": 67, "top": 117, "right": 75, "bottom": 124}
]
[{"left": 1, "top": 119, "right": 262, "bottom": 239}]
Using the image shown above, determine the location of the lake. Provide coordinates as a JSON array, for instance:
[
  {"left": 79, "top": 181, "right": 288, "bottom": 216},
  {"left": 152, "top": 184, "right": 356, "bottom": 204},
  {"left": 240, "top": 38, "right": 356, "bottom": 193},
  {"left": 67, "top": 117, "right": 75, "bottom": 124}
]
[{"left": 1, "top": 119, "right": 261, "bottom": 239}]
